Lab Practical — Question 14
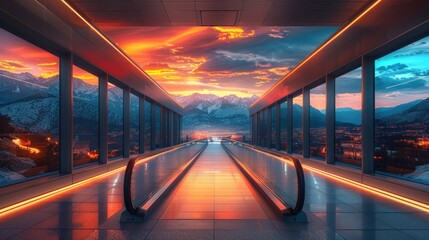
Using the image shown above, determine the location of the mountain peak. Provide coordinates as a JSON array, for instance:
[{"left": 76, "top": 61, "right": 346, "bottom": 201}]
[{"left": 174, "top": 93, "right": 258, "bottom": 108}]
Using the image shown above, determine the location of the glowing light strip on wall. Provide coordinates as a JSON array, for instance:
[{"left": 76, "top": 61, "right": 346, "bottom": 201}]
[
  {"left": 250, "top": 0, "right": 382, "bottom": 108},
  {"left": 59, "top": 0, "right": 183, "bottom": 109},
  {"left": 246, "top": 145, "right": 429, "bottom": 214},
  {"left": 0, "top": 144, "right": 190, "bottom": 217}
]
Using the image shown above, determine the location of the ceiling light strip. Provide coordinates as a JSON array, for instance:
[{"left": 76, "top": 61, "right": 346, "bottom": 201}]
[
  {"left": 250, "top": 0, "right": 382, "bottom": 108},
  {"left": 59, "top": 0, "right": 182, "bottom": 108}
]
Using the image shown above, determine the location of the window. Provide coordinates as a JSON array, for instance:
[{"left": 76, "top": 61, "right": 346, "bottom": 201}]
[
  {"left": 144, "top": 100, "right": 151, "bottom": 151},
  {"left": 271, "top": 105, "right": 277, "bottom": 148},
  {"left": 335, "top": 67, "right": 362, "bottom": 167},
  {"left": 292, "top": 94, "right": 303, "bottom": 155},
  {"left": 280, "top": 101, "right": 288, "bottom": 151},
  {"left": 310, "top": 83, "right": 326, "bottom": 160},
  {"left": 0, "top": 28, "right": 59, "bottom": 185},
  {"left": 72, "top": 66, "right": 99, "bottom": 167},
  {"left": 130, "top": 93, "right": 139, "bottom": 155},
  {"left": 108, "top": 83, "right": 123, "bottom": 160},
  {"left": 375, "top": 36, "right": 429, "bottom": 184}
]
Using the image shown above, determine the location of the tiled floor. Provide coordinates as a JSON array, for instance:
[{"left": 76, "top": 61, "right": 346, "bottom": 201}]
[
  {"left": 0, "top": 142, "right": 428, "bottom": 240},
  {"left": 158, "top": 143, "right": 267, "bottom": 220}
]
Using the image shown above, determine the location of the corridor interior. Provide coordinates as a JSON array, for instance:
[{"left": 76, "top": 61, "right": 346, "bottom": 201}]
[{"left": 1, "top": 142, "right": 428, "bottom": 240}]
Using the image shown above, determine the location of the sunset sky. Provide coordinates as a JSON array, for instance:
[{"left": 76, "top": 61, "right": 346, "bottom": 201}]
[
  {"left": 1, "top": 26, "right": 427, "bottom": 108},
  {"left": 103, "top": 26, "right": 337, "bottom": 97}
]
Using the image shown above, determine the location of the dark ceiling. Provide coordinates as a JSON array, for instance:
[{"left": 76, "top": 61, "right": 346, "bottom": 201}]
[{"left": 68, "top": 0, "right": 372, "bottom": 26}]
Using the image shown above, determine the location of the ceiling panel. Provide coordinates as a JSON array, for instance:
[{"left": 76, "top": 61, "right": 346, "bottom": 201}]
[
  {"left": 201, "top": 10, "right": 238, "bottom": 26},
  {"left": 68, "top": 0, "right": 372, "bottom": 26}
]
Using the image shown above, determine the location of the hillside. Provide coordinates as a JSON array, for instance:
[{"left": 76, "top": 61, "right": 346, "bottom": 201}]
[{"left": 174, "top": 93, "right": 258, "bottom": 135}]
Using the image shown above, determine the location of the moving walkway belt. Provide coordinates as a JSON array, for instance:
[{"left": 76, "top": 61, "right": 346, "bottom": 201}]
[{"left": 122, "top": 140, "right": 208, "bottom": 220}]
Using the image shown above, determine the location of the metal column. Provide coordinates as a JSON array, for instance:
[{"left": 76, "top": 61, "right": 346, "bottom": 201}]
[
  {"left": 160, "top": 107, "right": 165, "bottom": 148},
  {"left": 123, "top": 87, "right": 130, "bottom": 158},
  {"left": 59, "top": 53, "right": 73, "bottom": 174},
  {"left": 150, "top": 102, "right": 155, "bottom": 150},
  {"left": 267, "top": 107, "right": 272, "bottom": 148},
  {"left": 275, "top": 103, "right": 281, "bottom": 150},
  {"left": 287, "top": 98, "right": 293, "bottom": 153},
  {"left": 303, "top": 88, "right": 310, "bottom": 158},
  {"left": 362, "top": 56, "right": 375, "bottom": 174},
  {"left": 326, "top": 75, "right": 336, "bottom": 164},
  {"left": 99, "top": 73, "right": 108, "bottom": 164},
  {"left": 139, "top": 96, "right": 145, "bottom": 154}
]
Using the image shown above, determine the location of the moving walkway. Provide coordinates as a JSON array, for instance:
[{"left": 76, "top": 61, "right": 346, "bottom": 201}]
[{"left": 121, "top": 139, "right": 306, "bottom": 222}]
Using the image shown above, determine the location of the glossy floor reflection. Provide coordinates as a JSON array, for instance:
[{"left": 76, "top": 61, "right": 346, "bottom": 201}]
[
  {"left": 0, "top": 142, "right": 428, "bottom": 240},
  {"left": 159, "top": 143, "right": 268, "bottom": 220}
]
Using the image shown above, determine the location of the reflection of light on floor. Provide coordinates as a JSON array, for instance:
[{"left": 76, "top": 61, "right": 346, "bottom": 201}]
[
  {"left": 0, "top": 144, "right": 187, "bottom": 217},
  {"left": 162, "top": 144, "right": 267, "bottom": 220},
  {"left": 0, "top": 167, "right": 125, "bottom": 217},
  {"left": 247, "top": 145, "right": 429, "bottom": 213}
]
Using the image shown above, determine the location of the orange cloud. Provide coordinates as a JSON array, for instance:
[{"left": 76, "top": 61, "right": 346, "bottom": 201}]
[
  {"left": 167, "top": 56, "right": 207, "bottom": 72},
  {"left": 212, "top": 27, "right": 255, "bottom": 41},
  {"left": 73, "top": 66, "right": 98, "bottom": 86},
  {"left": 0, "top": 59, "right": 32, "bottom": 72},
  {"left": 40, "top": 72, "right": 59, "bottom": 78},
  {"left": 37, "top": 62, "right": 57, "bottom": 66},
  {"left": 143, "top": 62, "right": 177, "bottom": 76},
  {"left": 268, "top": 66, "right": 291, "bottom": 76}
]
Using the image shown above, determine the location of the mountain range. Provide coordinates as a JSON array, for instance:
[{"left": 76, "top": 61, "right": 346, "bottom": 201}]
[
  {"left": 0, "top": 69, "right": 428, "bottom": 134},
  {"left": 0, "top": 70, "right": 124, "bottom": 133},
  {"left": 174, "top": 93, "right": 258, "bottom": 135}
]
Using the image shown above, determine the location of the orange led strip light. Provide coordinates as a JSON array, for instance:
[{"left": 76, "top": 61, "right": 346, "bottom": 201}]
[
  {"left": 250, "top": 0, "right": 383, "bottom": 108},
  {"left": 247, "top": 146, "right": 429, "bottom": 214},
  {"left": 59, "top": 0, "right": 183, "bottom": 108},
  {"left": 0, "top": 146, "right": 185, "bottom": 217}
]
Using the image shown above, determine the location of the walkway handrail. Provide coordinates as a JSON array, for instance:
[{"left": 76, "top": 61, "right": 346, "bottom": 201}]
[
  {"left": 221, "top": 138, "right": 305, "bottom": 216},
  {"left": 123, "top": 139, "right": 207, "bottom": 216}
]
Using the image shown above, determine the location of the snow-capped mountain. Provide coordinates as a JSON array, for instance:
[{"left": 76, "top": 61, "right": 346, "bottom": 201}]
[
  {"left": 0, "top": 71, "right": 123, "bottom": 133},
  {"left": 174, "top": 93, "right": 258, "bottom": 135}
]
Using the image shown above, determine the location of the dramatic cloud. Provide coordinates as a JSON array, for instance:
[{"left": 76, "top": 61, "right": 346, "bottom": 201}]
[
  {"left": 212, "top": 27, "right": 256, "bottom": 41},
  {"left": 0, "top": 29, "right": 59, "bottom": 78},
  {"left": 73, "top": 66, "right": 98, "bottom": 86},
  {"left": 376, "top": 63, "right": 408, "bottom": 73},
  {"left": 215, "top": 50, "right": 284, "bottom": 64},
  {"left": 0, "top": 60, "right": 32, "bottom": 72},
  {"left": 101, "top": 26, "right": 338, "bottom": 97},
  {"left": 374, "top": 35, "right": 429, "bottom": 107}
]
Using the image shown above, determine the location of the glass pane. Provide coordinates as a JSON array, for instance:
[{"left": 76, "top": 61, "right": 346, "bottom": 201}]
[
  {"left": 108, "top": 83, "right": 123, "bottom": 160},
  {"left": 280, "top": 101, "right": 288, "bottom": 151},
  {"left": 73, "top": 66, "right": 99, "bottom": 167},
  {"left": 375, "top": 35, "right": 429, "bottom": 184},
  {"left": 293, "top": 94, "right": 303, "bottom": 155},
  {"left": 335, "top": 67, "right": 362, "bottom": 167},
  {"left": 271, "top": 106, "right": 276, "bottom": 148},
  {"left": 130, "top": 93, "right": 139, "bottom": 155},
  {"left": 144, "top": 100, "right": 151, "bottom": 151},
  {"left": 310, "top": 83, "right": 326, "bottom": 160},
  {"left": 0, "top": 28, "right": 59, "bottom": 186}
]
